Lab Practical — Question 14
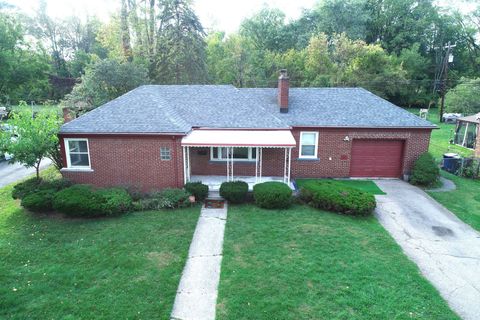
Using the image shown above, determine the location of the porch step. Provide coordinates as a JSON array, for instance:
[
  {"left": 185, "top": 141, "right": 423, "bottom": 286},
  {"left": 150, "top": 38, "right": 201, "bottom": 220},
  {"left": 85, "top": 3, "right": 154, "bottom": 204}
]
[{"left": 205, "top": 191, "right": 225, "bottom": 209}]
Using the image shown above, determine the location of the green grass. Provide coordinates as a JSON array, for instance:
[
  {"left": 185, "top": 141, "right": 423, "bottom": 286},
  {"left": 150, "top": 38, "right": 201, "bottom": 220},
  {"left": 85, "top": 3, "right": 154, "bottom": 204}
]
[
  {"left": 428, "top": 171, "right": 480, "bottom": 231},
  {"left": 296, "top": 179, "right": 386, "bottom": 195},
  {"left": 217, "top": 205, "right": 457, "bottom": 320},
  {"left": 406, "top": 108, "right": 474, "bottom": 160},
  {"left": 0, "top": 178, "right": 200, "bottom": 319}
]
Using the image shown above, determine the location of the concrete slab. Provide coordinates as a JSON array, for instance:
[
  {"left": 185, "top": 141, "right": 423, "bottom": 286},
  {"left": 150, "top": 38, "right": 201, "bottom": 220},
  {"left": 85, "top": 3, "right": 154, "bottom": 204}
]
[
  {"left": 374, "top": 180, "right": 480, "bottom": 320},
  {"left": 171, "top": 204, "right": 228, "bottom": 320}
]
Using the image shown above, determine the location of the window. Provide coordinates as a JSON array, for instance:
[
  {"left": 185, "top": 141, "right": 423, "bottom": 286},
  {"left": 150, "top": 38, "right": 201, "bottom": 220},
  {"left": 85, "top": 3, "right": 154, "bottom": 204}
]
[
  {"left": 160, "top": 147, "right": 171, "bottom": 160},
  {"left": 65, "top": 139, "right": 90, "bottom": 168},
  {"left": 210, "top": 147, "right": 257, "bottom": 161},
  {"left": 299, "top": 132, "right": 318, "bottom": 158}
]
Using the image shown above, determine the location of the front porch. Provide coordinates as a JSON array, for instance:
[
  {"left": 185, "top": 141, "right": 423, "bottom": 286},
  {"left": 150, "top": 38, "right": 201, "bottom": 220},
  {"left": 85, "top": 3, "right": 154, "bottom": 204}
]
[
  {"left": 181, "top": 129, "right": 296, "bottom": 190},
  {"left": 189, "top": 175, "right": 295, "bottom": 191}
]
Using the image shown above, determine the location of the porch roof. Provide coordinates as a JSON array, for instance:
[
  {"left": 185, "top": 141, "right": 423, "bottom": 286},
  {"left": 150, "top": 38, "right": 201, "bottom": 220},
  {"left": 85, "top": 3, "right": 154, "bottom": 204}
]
[{"left": 181, "top": 129, "right": 296, "bottom": 148}]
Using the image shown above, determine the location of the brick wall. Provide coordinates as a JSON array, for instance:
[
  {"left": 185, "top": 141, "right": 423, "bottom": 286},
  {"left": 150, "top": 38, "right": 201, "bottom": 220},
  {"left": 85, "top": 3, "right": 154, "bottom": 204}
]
[
  {"left": 60, "top": 134, "right": 184, "bottom": 192},
  {"left": 60, "top": 127, "right": 432, "bottom": 191},
  {"left": 290, "top": 128, "right": 432, "bottom": 178}
]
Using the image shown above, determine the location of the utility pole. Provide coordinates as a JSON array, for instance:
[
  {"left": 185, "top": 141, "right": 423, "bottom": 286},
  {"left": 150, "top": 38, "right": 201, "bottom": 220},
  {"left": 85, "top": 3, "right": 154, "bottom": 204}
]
[{"left": 439, "top": 42, "right": 456, "bottom": 123}]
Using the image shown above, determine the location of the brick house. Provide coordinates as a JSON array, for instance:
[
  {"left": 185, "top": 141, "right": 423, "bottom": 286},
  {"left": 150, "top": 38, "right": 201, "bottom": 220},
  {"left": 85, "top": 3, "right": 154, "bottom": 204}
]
[{"left": 59, "top": 70, "right": 436, "bottom": 191}]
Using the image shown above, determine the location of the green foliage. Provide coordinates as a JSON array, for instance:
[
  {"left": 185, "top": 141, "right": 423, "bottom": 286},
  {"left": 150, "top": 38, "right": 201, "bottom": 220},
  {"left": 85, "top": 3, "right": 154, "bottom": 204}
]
[
  {"left": 445, "top": 78, "right": 480, "bottom": 115},
  {"left": 410, "top": 152, "right": 440, "bottom": 187},
  {"left": 184, "top": 182, "right": 209, "bottom": 202},
  {"left": 220, "top": 181, "right": 249, "bottom": 204},
  {"left": 300, "top": 180, "right": 376, "bottom": 215},
  {"left": 12, "top": 177, "right": 71, "bottom": 200},
  {"left": 63, "top": 59, "right": 149, "bottom": 111},
  {"left": 21, "top": 189, "right": 56, "bottom": 212},
  {"left": 0, "top": 109, "right": 62, "bottom": 178},
  {"left": 53, "top": 185, "right": 132, "bottom": 217},
  {"left": 135, "top": 188, "right": 192, "bottom": 211},
  {"left": 253, "top": 181, "right": 292, "bottom": 209}
]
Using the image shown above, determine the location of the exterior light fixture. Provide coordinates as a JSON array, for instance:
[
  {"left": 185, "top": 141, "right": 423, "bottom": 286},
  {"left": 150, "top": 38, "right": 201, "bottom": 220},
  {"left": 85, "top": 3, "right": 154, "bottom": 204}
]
[{"left": 343, "top": 136, "right": 350, "bottom": 142}]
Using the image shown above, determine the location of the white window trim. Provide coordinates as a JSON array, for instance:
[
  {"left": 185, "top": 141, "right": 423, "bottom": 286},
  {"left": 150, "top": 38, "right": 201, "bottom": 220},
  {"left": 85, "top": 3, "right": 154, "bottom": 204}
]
[
  {"left": 299, "top": 131, "right": 319, "bottom": 159},
  {"left": 210, "top": 147, "right": 257, "bottom": 162},
  {"left": 160, "top": 147, "right": 172, "bottom": 161},
  {"left": 65, "top": 138, "right": 91, "bottom": 169}
]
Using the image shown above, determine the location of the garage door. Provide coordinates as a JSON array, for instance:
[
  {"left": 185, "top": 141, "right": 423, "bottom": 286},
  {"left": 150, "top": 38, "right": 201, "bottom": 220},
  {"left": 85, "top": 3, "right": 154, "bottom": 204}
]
[{"left": 350, "top": 139, "right": 404, "bottom": 177}]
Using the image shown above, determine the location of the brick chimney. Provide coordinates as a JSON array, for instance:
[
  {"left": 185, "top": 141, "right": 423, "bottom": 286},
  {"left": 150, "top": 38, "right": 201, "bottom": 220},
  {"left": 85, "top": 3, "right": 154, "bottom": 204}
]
[
  {"left": 278, "top": 69, "right": 289, "bottom": 113},
  {"left": 62, "top": 107, "right": 73, "bottom": 123}
]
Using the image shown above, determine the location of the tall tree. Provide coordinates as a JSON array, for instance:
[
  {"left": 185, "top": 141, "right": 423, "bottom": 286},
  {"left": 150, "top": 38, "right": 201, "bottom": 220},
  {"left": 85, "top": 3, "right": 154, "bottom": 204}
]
[{"left": 154, "top": 0, "right": 207, "bottom": 84}]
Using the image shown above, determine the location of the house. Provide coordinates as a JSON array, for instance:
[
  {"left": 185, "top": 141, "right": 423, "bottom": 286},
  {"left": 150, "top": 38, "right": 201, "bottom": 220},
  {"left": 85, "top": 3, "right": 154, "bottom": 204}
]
[
  {"left": 453, "top": 113, "right": 480, "bottom": 157},
  {"left": 58, "top": 70, "right": 436, "bottom": 191}
]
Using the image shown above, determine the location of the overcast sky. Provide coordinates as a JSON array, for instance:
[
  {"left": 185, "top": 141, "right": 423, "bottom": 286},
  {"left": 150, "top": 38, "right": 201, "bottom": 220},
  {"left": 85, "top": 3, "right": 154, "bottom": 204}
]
[{"left": 7, "top": 0, "right": 478, "bottom": 34}]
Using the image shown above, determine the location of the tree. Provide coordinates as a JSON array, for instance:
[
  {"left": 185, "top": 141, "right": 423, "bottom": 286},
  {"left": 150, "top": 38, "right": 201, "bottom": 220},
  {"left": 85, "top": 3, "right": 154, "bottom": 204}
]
[
  {"left": 0, "top": 109, "right": 62, "bottom": 179},
  {"left": 154, "top": 0, "right": 207, "bottom": 84},
  {"left": 63, "top": 59, "right": 149, "bottom": 112},
  {"left": 240, "top": 7, "right": 291, "bottom": 52},
  {"left": 445, "top": 78, "right": 480, "bottom": 114},
  {"left": 0, "top": 12, "right": 51, "bottom": 104}
]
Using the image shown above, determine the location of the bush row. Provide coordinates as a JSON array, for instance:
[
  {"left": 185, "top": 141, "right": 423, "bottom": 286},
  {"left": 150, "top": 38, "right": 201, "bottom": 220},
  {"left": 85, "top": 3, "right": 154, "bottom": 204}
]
[{"left": 299, "top": 180, "right": 376, "bottom": 216}]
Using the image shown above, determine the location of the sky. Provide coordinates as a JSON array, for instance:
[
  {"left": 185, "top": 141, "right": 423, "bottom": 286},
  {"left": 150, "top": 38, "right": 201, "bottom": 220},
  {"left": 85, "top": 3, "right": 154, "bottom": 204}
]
[{"left": 7, "top": 0, "right": 478, "bottom": 34}]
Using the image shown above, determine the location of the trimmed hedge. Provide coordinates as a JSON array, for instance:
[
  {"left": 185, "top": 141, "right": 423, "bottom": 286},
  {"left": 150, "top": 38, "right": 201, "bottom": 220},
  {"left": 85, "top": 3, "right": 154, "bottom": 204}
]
[
  {"left": 184, "top": 182, "right": 209, "bottom": 202},
  {"left": 253, "top": 181, "right": 292, "bottom": 209},
  {"left": 410, "top": 152, "right": 439, "bottom": 187},
  {"left": 135, "top": 188, "right": 192, "bottom": 211},
  {"left": 219, "top": 181, "right": 248, "bottom": 203},
  {"left": 52, "top": 185, "right": 132, "bottom": 217},
  {"left": 300, "top": 180, "right": 376, "bottom": 215},
  {"left": 12, "top": 177, "right": 71, "bottom": 200},
  {"left": 21, "top": 189, "right": 56, "bottom": 213}
]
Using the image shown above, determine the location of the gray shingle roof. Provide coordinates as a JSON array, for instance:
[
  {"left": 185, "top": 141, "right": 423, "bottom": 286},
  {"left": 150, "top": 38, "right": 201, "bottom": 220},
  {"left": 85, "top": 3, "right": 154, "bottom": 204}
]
[{"left": 60, "top": 85, "right": 435, "bottom": 134}]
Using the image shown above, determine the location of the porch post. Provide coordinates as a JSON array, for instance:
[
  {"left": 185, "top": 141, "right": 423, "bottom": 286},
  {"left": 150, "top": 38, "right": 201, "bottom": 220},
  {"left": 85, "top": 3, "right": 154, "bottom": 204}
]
[
  {"left": 182, "top": 146, "right": 187, "bottom": 184},
  {"left": 284, "top": 148, "right": 288, "bottom": 183},
  {"left": 226, "top": 147, "right": 230, "bottom": 182},
  {"left": 287, "top": 147, "right": 292, "bottom": 186},
  {"left": 259, "top": 147, "right": 263, "bottom": 182},
  {"left": 255, "top": 147, "right": 259, "bottom": 183},
  {"left": 230, "top": 147, "right": 234, "bottom": 180},
  {"left": 187, "top": 146, "right": 191, "bottom": 182}
]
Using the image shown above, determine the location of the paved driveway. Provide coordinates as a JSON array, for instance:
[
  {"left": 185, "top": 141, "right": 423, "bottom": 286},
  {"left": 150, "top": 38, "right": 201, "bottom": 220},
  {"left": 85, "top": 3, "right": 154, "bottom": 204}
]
[
  {"left": 0, "top": 159, "right": 52, "bottom": 188},
  {"left": 375, "top": 180, "right": 480, "bottom": 320}
]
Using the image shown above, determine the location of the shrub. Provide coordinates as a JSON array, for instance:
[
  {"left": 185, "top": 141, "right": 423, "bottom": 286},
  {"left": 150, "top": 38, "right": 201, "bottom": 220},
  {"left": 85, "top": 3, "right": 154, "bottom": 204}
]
[
  {"left": 53, "top": 185, "right": 132, "bottom": 217},
  {"left": 184, "top": 182, "right": 209, "bottom": 202},
  {"left": 12, "top": 177, "right": 72, "bottom": 200},
  {"left": 219, "top": 181, "right": 248, "bottom": 203},
  {"left": 410, "top": 152, "right": 439, "bottom": 187},
  {"left": 97, "top": 188, "right": 133, "bottom": 215},
  {"left": 135, "top": 188, "right": 191, "bottom": 211},
  {"left": 300, "top": 180, "right": 376, "bottom": 215},
  {"left": 253, "top": 181, "right": 292, "bottom": 209},
  {"left": 21, "top": 189, "right": 56, "bottom": 212}
]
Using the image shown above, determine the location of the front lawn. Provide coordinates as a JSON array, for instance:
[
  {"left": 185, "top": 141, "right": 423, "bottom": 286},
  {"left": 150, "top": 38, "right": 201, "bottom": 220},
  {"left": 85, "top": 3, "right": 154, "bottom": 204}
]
[
  {"left": 296, "top": 178, "right": 386, "bottom": 195},
  {"left": 217, "top": 205, "right": 457, "bottom": 319},
  {"left": 0, "top": 182, "right": 199, "bottom": 319},
  {"left": 428, "top": 171, "right": 480, "bottom": 231}
]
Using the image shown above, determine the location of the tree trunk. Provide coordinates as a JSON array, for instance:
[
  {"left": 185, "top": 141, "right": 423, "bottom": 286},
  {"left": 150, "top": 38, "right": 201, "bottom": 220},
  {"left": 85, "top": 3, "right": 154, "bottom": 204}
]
[
  {"left": 121, "top": 0, "right": 133, "bottom": 61},
  {"left": 35, "top": 159, "right": 42, "bottom": 180}
]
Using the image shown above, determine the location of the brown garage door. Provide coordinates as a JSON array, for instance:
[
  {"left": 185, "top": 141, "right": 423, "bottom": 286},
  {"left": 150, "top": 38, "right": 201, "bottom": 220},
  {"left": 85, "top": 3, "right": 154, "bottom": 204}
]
[{"left": 350, "top": 139, "right": 404, "bottom": 177}]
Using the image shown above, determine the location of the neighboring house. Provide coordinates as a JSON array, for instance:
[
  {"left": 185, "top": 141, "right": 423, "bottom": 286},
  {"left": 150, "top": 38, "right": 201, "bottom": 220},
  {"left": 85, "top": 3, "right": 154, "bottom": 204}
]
[
  {"left": 453, "top": 113, "right": 480, "bottom": 157},
  {"left": 58, "top": 70, "right": 436, "bottom": 191}
]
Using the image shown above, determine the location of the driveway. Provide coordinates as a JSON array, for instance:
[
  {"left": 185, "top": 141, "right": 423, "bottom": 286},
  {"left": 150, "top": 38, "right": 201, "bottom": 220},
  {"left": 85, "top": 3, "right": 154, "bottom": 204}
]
[
  {"left": 0, "top": 158, "right": 52, "bottom": 188},
  {"left": 375, "top": 180, "right": 480, "bottom": 320}
]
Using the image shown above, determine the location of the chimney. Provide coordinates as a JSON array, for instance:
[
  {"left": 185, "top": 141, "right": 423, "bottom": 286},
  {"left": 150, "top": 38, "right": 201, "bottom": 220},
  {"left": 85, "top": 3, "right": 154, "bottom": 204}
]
[
  {"left": 62, "top": 107, "right": 73, "bottom": 123},
  {"left": 278, "top": 69, "right": 289, "bottom": 113}
]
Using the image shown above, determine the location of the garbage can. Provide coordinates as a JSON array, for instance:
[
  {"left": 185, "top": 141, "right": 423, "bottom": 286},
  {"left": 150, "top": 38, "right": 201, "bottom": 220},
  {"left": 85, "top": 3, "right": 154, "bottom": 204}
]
[{"left": 442, "top": 153, "right": 461, "bottom": 173}]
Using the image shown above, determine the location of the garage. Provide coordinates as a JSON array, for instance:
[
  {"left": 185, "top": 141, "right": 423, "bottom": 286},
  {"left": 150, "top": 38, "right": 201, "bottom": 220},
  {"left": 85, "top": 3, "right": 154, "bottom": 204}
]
[{"left": 350, "top": 139, "right": 404, "bottom": 178}]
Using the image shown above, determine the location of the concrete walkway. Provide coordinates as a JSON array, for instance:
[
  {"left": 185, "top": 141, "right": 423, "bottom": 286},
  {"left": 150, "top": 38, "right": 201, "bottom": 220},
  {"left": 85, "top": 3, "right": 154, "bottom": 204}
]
[
  {"left": 427, "top": 176, "right": 456, "bottom": 192},
  {"left": 374, "top": 180, "right": 480, "bottom": 320},
  {"left": 171, "top": 204, "right": 228, "bottom": 320}
]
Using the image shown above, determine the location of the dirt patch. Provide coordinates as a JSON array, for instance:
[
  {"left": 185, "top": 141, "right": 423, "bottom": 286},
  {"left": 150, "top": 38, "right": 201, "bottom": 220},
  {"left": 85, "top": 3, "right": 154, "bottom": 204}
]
[{"left": 146, "top": 251, "right": 178, "bottom": 268}]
